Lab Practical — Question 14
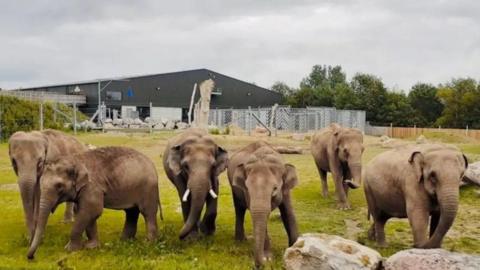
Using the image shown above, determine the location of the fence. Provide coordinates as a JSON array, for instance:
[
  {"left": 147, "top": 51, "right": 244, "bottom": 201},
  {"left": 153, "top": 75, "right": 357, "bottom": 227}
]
[
  {"left": 209, "top": 106, "right": 366, "bottom": 134},
  {"left": 0, "top": 90, "right": 86, "bottom": 104},
  {"left": 365, "top": 124, "right": 480, "bottom": 140}
]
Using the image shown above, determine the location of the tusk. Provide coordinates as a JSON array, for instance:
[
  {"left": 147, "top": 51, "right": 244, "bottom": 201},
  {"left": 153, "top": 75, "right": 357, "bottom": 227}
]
[
  {"left": 182, "top": 189, "right": 190, "bottom": 202},
  {"left": 209, "top": 189, "right": 218, "bottom": 199}
]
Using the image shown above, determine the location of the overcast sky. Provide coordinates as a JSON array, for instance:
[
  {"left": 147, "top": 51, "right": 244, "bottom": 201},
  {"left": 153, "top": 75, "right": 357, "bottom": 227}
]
[{"left": 1, "top": 0, "right": 479, "bottom": 91}]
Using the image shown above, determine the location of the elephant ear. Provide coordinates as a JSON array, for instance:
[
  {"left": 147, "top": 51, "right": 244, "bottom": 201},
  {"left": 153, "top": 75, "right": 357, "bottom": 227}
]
[
  {"left": 167, "top": 144, "right": 182, "bottom": 176},
  {"left": 232, "top": 164, "right": 247, "bottom": 191},
  {"left": 214, "top": 146, "right": 228, "bottom": 175},
  {"left": 409, "top": 151, "right": 424, "bottom": 182},
  {"left": 67, "top": 162, "right": 89, "bottom": 193},
  {"left": 283, "top": 164, "right": 299, "bottom": 192}
]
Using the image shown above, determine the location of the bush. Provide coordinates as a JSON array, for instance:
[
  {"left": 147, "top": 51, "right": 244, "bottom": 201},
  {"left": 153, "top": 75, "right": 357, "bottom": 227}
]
[{"left": 0, "top": 95, "right": 88, "bottom": 141}]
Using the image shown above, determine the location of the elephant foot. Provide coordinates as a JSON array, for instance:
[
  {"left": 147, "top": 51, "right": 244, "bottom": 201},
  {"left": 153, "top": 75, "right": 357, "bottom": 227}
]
[
  {"left": 181, "top": 229, "right": 199, "bottom": 241},
  {"left": 263, "top": 250, "right": 273, "bottom": 261},
  {"left": 377, "top": 241, "right": 388, "bottom": 248},
  {"left": 345, "top": 180, "right": 360, "bottom": 189},
  {"left": 235, "top": 234, "right": 247, "bottom": 241},
  {"left": 337, "top": 202, "right": 351, "bottom": 210},
  {"left": 84, "top": 239, "right": 100, "bottom": 249},
  {"left": 199, "top": 223, "right": 216, "bottom": 236},
  {"left": 65, "top": 240, "right": 83, "bottom": 252}
]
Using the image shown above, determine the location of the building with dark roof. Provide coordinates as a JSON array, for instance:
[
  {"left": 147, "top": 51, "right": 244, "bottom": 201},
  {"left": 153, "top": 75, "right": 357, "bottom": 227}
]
[{"left": 19, "top": 69, "right": 282, "bottom": 121}]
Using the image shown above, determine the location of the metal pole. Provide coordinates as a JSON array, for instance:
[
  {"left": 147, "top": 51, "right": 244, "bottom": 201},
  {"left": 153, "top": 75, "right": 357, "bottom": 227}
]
[
  {"left": 53, "top": 103, "right": 57, "bottom": 123},
  {"left": 248, "top": 106, "right": 252, "bottom": 136},
  {"left": 466, "top": 125, "right": 469, "bottom": 136},
  {"left": 73, "top": 102, "right": 77, "bottom": 135},
  {"left": 149, "top": 102, "right": 153, "bottom": 134},
  {"left": 39, "top": 102, "right": 44, "bottom": 131},
  {"left": 97, "top": 81, "right": 101, "bottom": 124}
]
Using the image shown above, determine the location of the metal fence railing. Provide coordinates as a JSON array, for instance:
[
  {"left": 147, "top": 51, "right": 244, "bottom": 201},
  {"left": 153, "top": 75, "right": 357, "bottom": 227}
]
[
  {"left": 0, "top": 90, "right": 86, "bottom": 104},
  {"left": 209, "top": 105, "right": 366, "bottom": 134}
]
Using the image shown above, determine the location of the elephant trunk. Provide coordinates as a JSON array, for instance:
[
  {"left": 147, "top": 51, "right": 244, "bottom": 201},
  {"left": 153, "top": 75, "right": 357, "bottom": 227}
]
[
  {"left": 423, "top": 186, "right": 459, "bottom": 248},
  {"left": 27, "top": 197, "right": 54, "bottom": 259},
  {"left": 347, "top": 161, "right": 362, "bottom": 189},
  {"left": 179, "top": 176, "right": 209, "bottom": 239},
  {"left": 18, "top": 171, "right": 40, "bottom": 241},
  {"left": 251, "top": 209, "right": 269, "bottom": 268}
]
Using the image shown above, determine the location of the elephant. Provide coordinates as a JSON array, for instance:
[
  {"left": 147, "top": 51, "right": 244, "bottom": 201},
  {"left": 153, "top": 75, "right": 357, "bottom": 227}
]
[
  {"left": 8, "top": 129, "right": 87, "bottom": 241},
  {"left": 311, "top": 123, "right": 364, "bottom": 209},
  {"left": 163, "top": 128, "right": 228, "bottom": 239},
  {"left": 27, "top": 146, "right": 161, "bottom": 259},
  {"left": 227, "top": 141, "right": 299, "bottom": 268},
  {"left": 363, "top": 144, "right": 467, "bottom": 248}
]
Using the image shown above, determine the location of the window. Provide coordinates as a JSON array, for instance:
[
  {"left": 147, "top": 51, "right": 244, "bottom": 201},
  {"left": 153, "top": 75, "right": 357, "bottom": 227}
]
[{"left": 106, "top": 91, "right": 122, "bottom": 101}]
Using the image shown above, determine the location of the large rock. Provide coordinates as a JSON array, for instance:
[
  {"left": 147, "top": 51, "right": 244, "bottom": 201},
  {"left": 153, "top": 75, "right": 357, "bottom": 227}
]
[
  {"left": 153, "top": 123, "right": 165, "bottom": 130},
  {"left": 284, "top": 233, "right": 382, "bottom": 270},
  {"left": 165, "top": 120, "right": 176, "bottom": 130},
  {"left": 463, "top": 161, "right": 480, "bottom": 186},
  {"left": 379, "top": 135, "right": 390, "bottom": 142},
  {"left": 103, "top": 123, "right": 114, "bottom": 129},
  {"left": 133, "top": 118, "right": 144, "bottom": 125},
  {"left": 385, "top": 249, "right": 480, "bottom": 270},
  {"left": 227, "top": 124, "right": 245, "bottom": 136},
  {"left": 176, "top": 122, "right": 189, "bottom": 130},
  {"left": 112, "top": 118, "right": 123, "bottom": 126}
]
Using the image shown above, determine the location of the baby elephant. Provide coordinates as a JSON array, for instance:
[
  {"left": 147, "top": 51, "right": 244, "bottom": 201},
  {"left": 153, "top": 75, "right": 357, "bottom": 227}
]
[
  {"left": 228, "top": 141, "right": 299, "bottom": 268},
  {"left": 364, "top": 144, "right": 467, "bottom": 248},
  {"left": 27, "top": 147, "right": 161, "bottom": 259}
]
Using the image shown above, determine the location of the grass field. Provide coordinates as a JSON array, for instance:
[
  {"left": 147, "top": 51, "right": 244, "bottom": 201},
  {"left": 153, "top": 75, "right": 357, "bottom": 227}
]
[{"left": 0, "top": 131, "right": 479, "bottom": 269}]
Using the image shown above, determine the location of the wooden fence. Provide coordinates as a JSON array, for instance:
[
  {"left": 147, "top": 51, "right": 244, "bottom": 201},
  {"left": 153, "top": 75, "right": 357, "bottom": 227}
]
[{"left": 379, "top": 126, "right": 480, "bottom": 140}]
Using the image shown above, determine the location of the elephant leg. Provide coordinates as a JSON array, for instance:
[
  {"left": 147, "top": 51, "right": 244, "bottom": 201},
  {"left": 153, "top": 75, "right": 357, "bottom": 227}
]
[
  {"left": 368, "top": 223, "right": 376, "bottom": 241},
  {"left": 407, "top": 205, "right": 429, "bottom": 247},
  {"left": 332, "top": 171, "right": 349, "bottom": 210},
  {"left": 342, "top": 181, "right": 350, "bottom": 197},
  {"left": 85, "top": 219, "right": 99, "bottom": 249},
  {"left": 233, "top": 196, "right": 247, "bottom": 241},
  {"left": 430, "top": 211, "right": 440, "bottom": 238},
  {"left": 63, "top": 202, "right": 75, "bottom": 223},
  {"left": 319, "top": 169, "right": 329, "bottom": 198},
  {"left": 140, "top": 203, "right": 158, "bottom": 241},
  {"left": 279, "top": 194, "right": 299, "bottom": 246},
  {"left": 374, "top": 213, "right": 389, "bottom": 247},
  {"left": 66, "top": 208, "right": 99, "bottom": 252},
  {"left": 200, "top": 183, "right": 218, "bottom": 236},
  {"left": 121, "top": 207, "right": 140, "bottom": 240}
]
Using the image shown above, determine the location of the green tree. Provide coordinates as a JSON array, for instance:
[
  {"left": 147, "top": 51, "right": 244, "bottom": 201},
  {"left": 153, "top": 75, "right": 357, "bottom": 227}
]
[
  {"left": 408, "top": 83, "right": 443, "bottom": 127},
  {"left": 384, "top": 91, "right": 416, "bottom": 126},
  {"left": 436, "top": 78, "right": 480, "bottom": 128},
  {"left": 350, "top": 73, "right": 388, "bottom": 125}
]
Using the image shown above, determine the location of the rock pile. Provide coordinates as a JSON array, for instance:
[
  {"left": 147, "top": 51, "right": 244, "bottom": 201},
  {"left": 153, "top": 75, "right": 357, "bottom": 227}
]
[{"left": 80, "top": 118, "right": 190, "bottom": 130}]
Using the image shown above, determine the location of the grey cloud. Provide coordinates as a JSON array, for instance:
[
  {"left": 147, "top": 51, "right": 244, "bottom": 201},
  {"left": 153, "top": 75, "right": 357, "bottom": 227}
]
[{"left": 1, "top": 0, "right": 479, "bottom": 91}]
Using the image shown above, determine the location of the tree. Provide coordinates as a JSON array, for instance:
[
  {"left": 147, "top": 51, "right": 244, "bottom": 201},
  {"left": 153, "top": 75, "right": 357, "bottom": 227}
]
[
  {"left": 408, "top": 83, "right": 443, "bottom": 127},
  {"left": 436, "top": 78, "right": 480, "bottom": 128},
  {"left": 384, "top": 91, "right": 416, "bottom": 126},
  {"left": 271, "top": 81, "right": 295, "bottom": 104},
  {"left": 350, "top": 73, "right": 388, "bottom": 125}
]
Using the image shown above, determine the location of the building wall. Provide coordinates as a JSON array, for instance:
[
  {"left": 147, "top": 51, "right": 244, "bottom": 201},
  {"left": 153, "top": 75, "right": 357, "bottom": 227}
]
[{"left": 19, "top": 69, "right": 282, "bottom": 117}]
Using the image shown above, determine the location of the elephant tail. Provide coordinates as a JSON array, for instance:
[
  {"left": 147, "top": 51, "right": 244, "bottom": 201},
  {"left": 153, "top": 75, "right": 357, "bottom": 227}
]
[{"left": 158, "top": 198, "right": 164, "bottom": 221}]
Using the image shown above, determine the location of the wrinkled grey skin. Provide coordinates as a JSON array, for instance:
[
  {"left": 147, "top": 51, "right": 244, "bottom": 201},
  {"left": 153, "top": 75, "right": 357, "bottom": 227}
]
[
  {"left": 8, "top": 129, "right": 87, "bottom": 242},
  {"left": 311, "top": 123, "right": 364, "bottom": 209},
  {"left": 227, "top": 141, "right": 299, "bottom": 268},
  {"left": 27, "top": 147, "right": 161, "bottom": 259},
  {"left": 364, "top": 144, "right": 467, "bottom": 248},
  {"left": 163, "top": 128, "right": 228, "bottom": 239}
]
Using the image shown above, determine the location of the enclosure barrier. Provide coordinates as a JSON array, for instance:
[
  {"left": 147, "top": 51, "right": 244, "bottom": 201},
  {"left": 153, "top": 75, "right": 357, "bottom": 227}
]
[
  {"left": 0, "top": 90, "right": 86, "bottom": 104},
  {"left": 365, "top": 124, "right": 480, "bottom": 140},
  {"left": 209, "top": 106, "right": 366, "bottom": 134}
]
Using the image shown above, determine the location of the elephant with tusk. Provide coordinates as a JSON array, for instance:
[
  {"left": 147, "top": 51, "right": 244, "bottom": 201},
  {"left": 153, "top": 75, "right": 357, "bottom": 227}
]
[
  {"left": 363, "top": 144, "right": 468, "bottom": 248},
  {"left": 8, "top": 129, "right": 87, "bottom": 242},
  {"left": 163, "top": 128, "right": 228, "bottom": 239},
  {"left": 311, "top": 123, "right": 364, "bottom": 209},
  {"left": 227, "top": 141, "right": 299, "bottom": 268}
]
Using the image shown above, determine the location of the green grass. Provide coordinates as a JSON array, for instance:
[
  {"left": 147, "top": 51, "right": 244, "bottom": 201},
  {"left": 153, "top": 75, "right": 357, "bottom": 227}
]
[{"left": 0, "top": 132, "right": 479, "bottom": 269}]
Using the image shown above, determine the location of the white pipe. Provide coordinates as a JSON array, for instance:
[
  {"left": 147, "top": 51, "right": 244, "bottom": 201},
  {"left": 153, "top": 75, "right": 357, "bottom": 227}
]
[
  {"left": 182, "top": 189, "right": 190, "bottom": 202},
  {"left": 209, "top": 189, "right": 218, "bottom": 199}
]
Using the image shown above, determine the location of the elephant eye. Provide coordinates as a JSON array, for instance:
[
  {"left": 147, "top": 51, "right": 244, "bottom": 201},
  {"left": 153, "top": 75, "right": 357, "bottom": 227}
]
[
  {"left": 54, "top": 182, "right": 63, "bottom": 191},
  {"left": 182, "top": 163, "right": 189, "bottom": 171}
]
